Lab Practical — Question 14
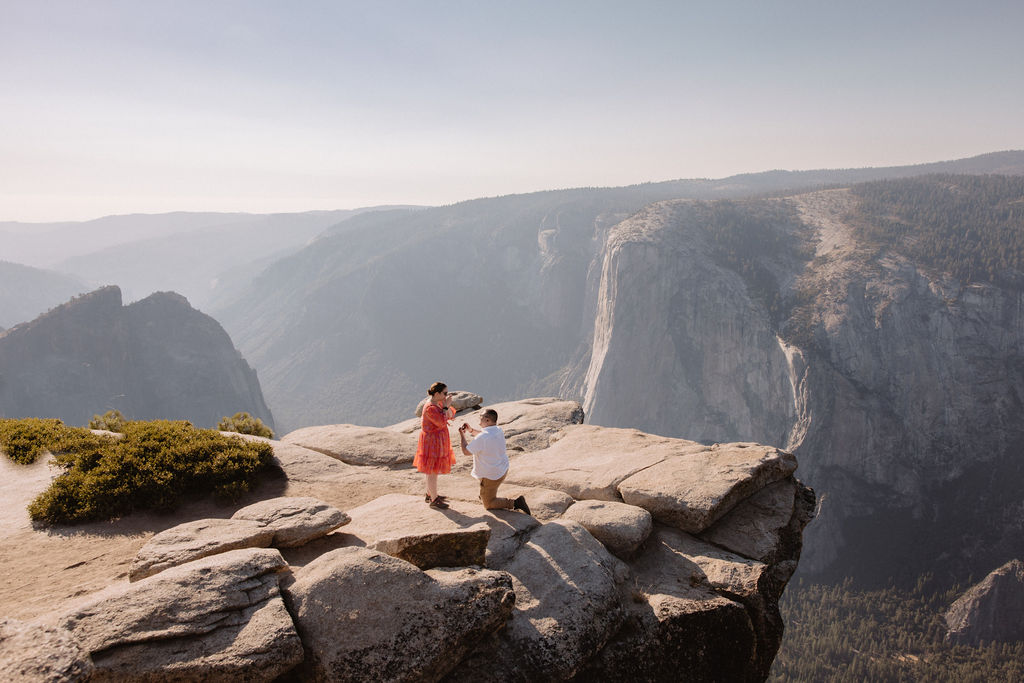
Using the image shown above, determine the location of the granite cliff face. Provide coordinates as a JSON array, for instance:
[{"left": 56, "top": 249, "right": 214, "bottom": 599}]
[
  {"left": 575, "top": 187, "right": 1024, "bottom": 582},
  {"left": 580, "top": 201, "right": 802, "bottom": 446},
  {"left": 0, "top": 286, "right": 273, "bottom": 429}
]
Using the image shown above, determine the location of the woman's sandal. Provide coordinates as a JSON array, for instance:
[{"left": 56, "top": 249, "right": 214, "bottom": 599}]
[
  {"left": 428, "top": 496, "right": 449, "bottom": 509},
  {"left": 425, "top": 494, "right": 447, "bottom": 504}
]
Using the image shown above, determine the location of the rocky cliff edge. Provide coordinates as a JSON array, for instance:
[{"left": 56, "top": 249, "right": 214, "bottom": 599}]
[{"left": 0, "top": 398, "right": 813, "bottom": 682}]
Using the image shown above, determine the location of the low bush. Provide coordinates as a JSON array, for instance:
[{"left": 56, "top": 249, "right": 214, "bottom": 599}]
[
  {"left": 88, "top": 409, "right": 128, "bottom": 432},
  {"left": 218, "top": 412, "right": 274, "bottom": 439},
  {"left": 1, "top": 418, "right": 274, "bottom": 524},
  {"left": 0, "top": 418, "right": 104, "bottom": 464}
]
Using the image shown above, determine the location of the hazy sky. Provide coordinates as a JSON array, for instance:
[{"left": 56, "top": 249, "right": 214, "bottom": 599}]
[{"left": 2, "top": 0, "right": 1022, "bottom": 222}]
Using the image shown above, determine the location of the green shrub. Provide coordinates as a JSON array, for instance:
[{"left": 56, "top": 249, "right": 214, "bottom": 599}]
[
  {"left": 0, "top": 418, "right": 274, "bottom": 525},
  {"left": 217, "top": 412, "right": 274, "bottom": 439},
  {"left": 0, "top": 418, "right": 107, "bottom": 464},
  {"left": 88, "top": 409, "right": 128, "bottom": 432}
]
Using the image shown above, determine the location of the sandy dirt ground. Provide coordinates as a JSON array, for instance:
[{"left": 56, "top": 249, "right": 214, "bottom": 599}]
[{"left": 0, "top": 454, "right": 248, "bottom": 621}]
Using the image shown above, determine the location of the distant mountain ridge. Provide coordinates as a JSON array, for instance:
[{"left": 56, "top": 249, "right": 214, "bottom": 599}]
[
  {"left": 0, "top": 286, "right": 273, "bottom": 429},
  {"left": 1, "top": 207, "right": 418, "bottom": 314},
  {"left": 0, "top": 261, "right": 88, "bottom": 329},
  {"left": 211, "top": 150, "right": 1024, "bottom": 433}
]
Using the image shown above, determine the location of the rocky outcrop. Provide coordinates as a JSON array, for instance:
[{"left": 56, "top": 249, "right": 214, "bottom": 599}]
[
  {"left": 128, "top": 497, "right": 351, "bottom": 580},
  {"left": 945, "top": 559, "right": 1024, "bottom": 645},
  {"left": 506, "top": 426, "right": 797, "bottom": 533},
  {"left": 446, "top": 520, "right": 630, "bottom": 683},
  {"left": 2, "top": 398, "right": 813, "bottom": 681},
  {"left": 58, "top": 548, "right": 303, "bottom": 681},
  {"left": 507, "top": 425, "right": 681, "bottom": 499},
  {"left": 561, "top": 499, "right": 653, "bottom": 559},
  {"left": 282, "top": 424, "right": 418, "bottom": 466},
  {"left": 231, "top": 496, "right": 351, "bottom": 547},
  {"left": 340, "top": 494, "right": 493, "bottom": 569},
  {"left": 129, "top": 518, "right": 276, "bottom": 581},
  {"left": 282, "top": 547, "right": 515, "bottom": 682},
  {"left": 0, "top": 286, "right": 273, "bottom": 429},
  {"left": 617, "top": 443, "right": 797, "bottom": 533}
]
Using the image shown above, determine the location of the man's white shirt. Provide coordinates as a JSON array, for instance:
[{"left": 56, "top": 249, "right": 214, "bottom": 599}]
[{"left": 466, "top": 425, "right": 509, "bottom": 480}]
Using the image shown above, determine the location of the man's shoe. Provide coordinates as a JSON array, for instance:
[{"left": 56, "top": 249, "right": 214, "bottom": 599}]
[{"left": 513, "top": 496, "right": 531, "bottom": 515}]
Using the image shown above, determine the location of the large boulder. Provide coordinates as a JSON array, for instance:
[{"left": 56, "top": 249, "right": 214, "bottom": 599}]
[
  {"left": 281, "top": 546, "right": 515, "bottom": 682},
  {"left": 447, "top": 520, "right": 628, "bottom": 682},
  {"left": 337, "top": 494, "right": 492, "bottom": 569},
  {"left": 562, "top": 499, "right": 653, "bottom": 559},
  {"left": 0, "top": 618, "right": 93, "bottom": 683},
  {"left": 231, "top": 496, "right": 350, "bottom": 547},
  {"left": 280, "top": 424, "right": 417, "bottom": 467},
  {"left": 129, "top": 518, "right": 275, "bottom": 581},
  {"left": 335, "top": 488, "right": 568, "bottom": 568},
  {"left": 699, "top": 478, "right": 799, "bottom": 562},
  {"left": 57, "top": 548, "right": 302, "bottom": 682},
  {"left": 577, "top": 553, "right": 758, "bottom": 682},
  {"left": 634, "top": 526, "right": 781, "bottom": 681},
  {"left": 617, "top": 442, "right": 798, "bottom": 533},
  {"left": 945, "top": 559, "right": 1024, "bottom": 645},
  {"left": 505, "top": 425, "right": 691, "bottom": 499}
]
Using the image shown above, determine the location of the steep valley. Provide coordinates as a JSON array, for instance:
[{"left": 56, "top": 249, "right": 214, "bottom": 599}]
[{"left": 211, "top": 164, "right": 1024, "bottom": 585}]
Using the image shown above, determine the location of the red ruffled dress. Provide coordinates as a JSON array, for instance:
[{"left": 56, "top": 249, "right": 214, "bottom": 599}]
[{"left": 415, "top": 402, "right": 456, "bottom": 474}]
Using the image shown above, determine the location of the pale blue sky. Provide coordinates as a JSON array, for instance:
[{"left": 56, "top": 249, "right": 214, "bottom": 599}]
[{"left": 1, "top": 0, "right": 1022, "bottom": 221}]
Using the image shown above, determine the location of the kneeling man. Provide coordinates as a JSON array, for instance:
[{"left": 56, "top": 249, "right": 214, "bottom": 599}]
[{"left": 459, "top": 408, "right": 530, "bottom": 515}]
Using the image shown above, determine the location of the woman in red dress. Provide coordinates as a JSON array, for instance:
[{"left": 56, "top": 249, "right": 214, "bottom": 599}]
[{"left": 416, "top": 381, "right": 456, "bottom": 509}]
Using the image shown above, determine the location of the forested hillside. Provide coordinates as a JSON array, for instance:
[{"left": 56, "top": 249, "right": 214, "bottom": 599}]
[
  {"left": 771, "top": 578, "right": 1024, "bottom": 682},
  {"left": 851, "top": 174, "right": 1024, "bottom": 286}
]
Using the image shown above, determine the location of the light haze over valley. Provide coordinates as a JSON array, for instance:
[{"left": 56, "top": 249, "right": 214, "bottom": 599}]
[{"left": 2, "top": 1, "right": 1024, "bottom": 680}]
